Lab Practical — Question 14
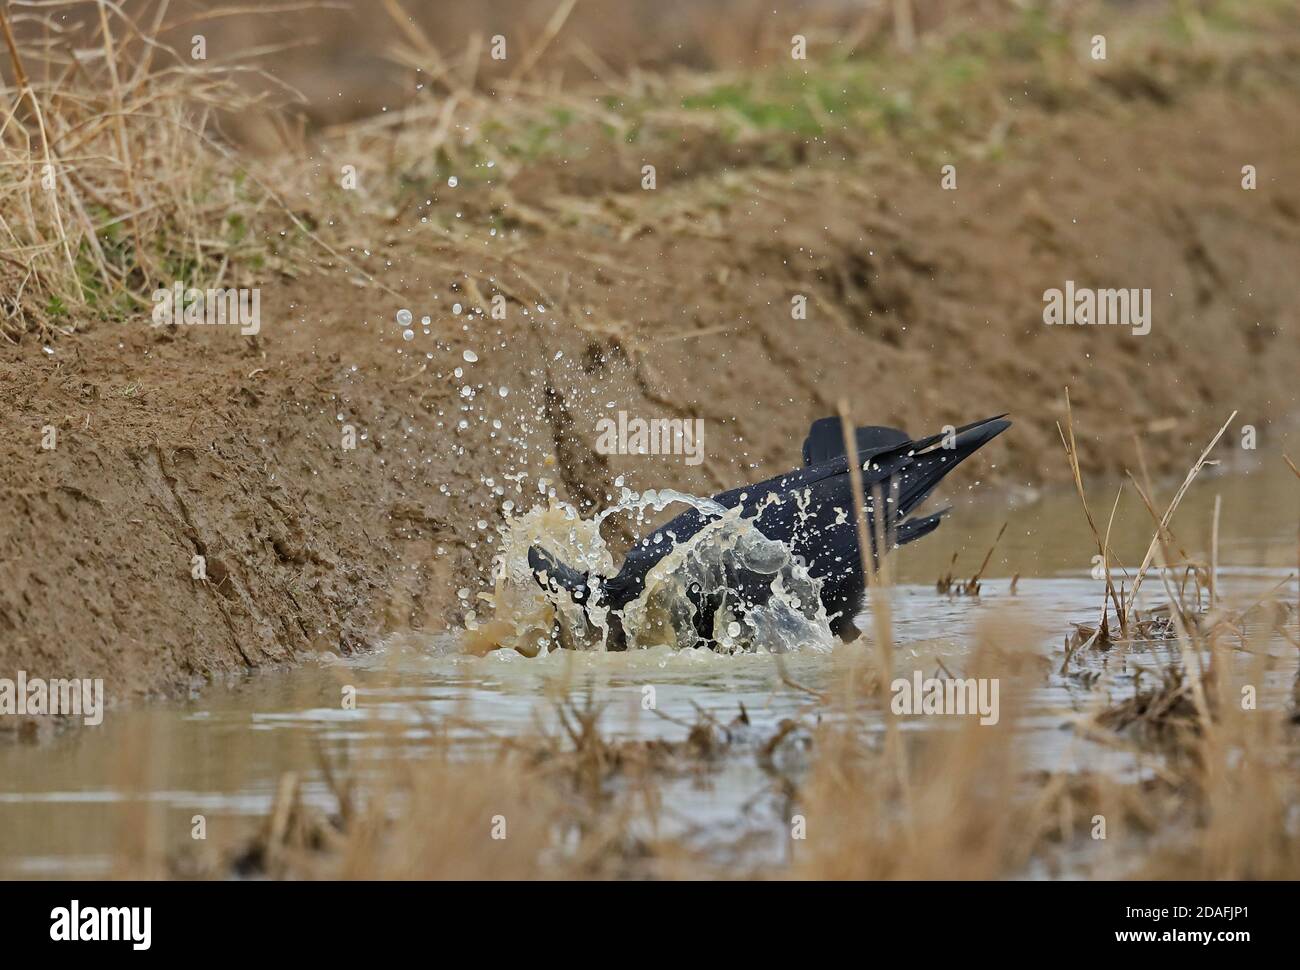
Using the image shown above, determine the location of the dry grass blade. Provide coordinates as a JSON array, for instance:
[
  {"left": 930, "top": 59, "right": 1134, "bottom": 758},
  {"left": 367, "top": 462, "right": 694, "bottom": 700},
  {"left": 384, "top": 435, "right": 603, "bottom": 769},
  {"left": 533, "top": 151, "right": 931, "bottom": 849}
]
[
  {"left": 773, "top": 652, "right": 828, "bottom": 703},
  {"left": 1210, "top": 493, "right": 1221, "bottom": 610},
  {"left": 837, "top": 399, "right": 876, "bottom": 597},
  {"left": 836, "top": 398, "right": 896, "bottom": 666},
  {"left": 511, "top": 0, "right": 580, "bottom": 83},
  {"left": 964, "top": 521, "right": 1007, "bottom": 595},
  {"left": 836, "top": 399, "right": 911, "bottom": 810},
  {"left": 0, "top": 5, "right": 28, "bottom": 92},
  {"left": 1057, "top": 389, "right": 1126, "bottom": 637},
  {"left": 1124, "top": 411, "right": 1236, "bottom": 624}
]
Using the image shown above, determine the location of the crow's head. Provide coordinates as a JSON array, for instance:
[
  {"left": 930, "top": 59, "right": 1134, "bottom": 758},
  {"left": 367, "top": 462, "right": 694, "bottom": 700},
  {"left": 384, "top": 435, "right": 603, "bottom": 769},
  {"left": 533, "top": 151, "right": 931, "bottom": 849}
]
[{"left": 527, "top": 545, "right": 604, "bottom": 610}]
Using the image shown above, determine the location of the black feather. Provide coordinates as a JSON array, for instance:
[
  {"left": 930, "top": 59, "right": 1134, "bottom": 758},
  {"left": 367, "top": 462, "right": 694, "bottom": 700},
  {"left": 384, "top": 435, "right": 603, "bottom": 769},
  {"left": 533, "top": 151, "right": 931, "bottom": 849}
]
[{"left": 802, "top": 416, "right": 911, "bottom": 466}]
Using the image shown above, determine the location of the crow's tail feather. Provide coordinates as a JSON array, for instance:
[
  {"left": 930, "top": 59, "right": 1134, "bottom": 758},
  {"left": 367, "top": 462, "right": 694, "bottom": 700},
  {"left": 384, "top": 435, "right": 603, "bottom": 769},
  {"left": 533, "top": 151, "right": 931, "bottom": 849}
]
[{"left": 895, "top": 509, "right": 946, "bottom": 547}]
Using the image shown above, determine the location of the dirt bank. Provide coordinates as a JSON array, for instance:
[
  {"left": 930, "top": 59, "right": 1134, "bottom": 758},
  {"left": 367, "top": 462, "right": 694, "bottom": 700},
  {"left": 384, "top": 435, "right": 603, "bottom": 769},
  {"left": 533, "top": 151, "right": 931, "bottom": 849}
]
[{"left": 3, "top": 30, "right": 1300, "bottom": 706}]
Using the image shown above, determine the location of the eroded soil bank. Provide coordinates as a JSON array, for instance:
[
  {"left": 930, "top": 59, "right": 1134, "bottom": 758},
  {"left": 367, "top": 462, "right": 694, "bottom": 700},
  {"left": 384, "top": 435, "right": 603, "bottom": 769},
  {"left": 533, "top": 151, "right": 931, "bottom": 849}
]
[{"left": 2, "top": 72, "right": 1298, "bottom": 706}]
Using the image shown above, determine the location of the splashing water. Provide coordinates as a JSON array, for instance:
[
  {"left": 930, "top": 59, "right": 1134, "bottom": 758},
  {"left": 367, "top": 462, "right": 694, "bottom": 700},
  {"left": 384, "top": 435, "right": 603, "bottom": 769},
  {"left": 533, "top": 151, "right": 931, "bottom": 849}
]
[
  {"left": 464, "top": 500, "right": 614, "bottom": 657},
  {"left": 464, "top": 489, "right": 833, "bottom": 657},
  {"left": 623, "top": 508, "right": 833, "bottom": 654}
]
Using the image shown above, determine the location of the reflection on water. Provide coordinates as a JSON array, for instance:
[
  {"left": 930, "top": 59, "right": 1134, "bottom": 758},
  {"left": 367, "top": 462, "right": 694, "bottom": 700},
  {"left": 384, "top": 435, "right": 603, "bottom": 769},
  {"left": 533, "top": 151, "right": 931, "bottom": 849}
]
[{"left": 1, "top": 464, "right": 1296, "bottom": 877}]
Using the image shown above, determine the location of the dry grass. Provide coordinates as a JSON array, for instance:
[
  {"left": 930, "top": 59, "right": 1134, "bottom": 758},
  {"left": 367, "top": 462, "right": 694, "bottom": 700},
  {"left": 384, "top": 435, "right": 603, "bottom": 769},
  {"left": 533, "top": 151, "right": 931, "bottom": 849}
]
[
  {"left": 163, "top": 627, "right": 1300, "bottom": 880},
  {"left": 935, "top": 521, "right": 1007, "bottom": 596},
  {"left": 170, "top": 689, "right": 797, "bottom": 880},
  {"left": 5, "top": 0, "right": 1292, "bottom": 343},
  {"left": 0, "top": 0, "right": 304, "bottom": 340}
]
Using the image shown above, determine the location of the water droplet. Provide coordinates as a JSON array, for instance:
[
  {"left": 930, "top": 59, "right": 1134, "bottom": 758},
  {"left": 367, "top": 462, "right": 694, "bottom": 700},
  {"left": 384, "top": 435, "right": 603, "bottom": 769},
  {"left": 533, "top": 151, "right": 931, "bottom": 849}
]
[
  {"left": 396, "top": 308, "right": 412, "bottom": 326},
  {"left": 402, "top": 329, "right": 414, "bottom": 341},
  {"left": 448, "top": 176, "right": 459, "bottom": 188},
  {"left": 463, "top": 349, "right": 478, "bottom": 363}
]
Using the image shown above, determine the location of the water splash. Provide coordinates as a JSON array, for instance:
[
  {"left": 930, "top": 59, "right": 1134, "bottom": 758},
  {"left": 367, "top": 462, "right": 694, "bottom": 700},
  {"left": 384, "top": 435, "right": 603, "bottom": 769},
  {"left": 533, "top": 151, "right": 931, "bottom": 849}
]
[
  {"left": 460, "top": 500, "right": 604, "bottom": 656},
  {"left": 465, "top": 490, "right": 833, "bottom": 657}
]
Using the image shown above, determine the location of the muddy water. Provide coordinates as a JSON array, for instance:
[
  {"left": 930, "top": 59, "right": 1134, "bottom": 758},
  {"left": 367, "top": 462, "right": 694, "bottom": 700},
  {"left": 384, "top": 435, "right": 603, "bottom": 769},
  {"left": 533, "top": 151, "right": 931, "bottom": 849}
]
[{"left": 1, "top": 464, "right": 1296, "bottom": 877}]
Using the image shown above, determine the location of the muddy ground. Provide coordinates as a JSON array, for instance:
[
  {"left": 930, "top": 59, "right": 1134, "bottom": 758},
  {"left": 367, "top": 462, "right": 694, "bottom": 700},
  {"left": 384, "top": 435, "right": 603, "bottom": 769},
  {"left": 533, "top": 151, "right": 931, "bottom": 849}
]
[{"left": 2, "top": 37, "right": 1299, "bottom": 707}]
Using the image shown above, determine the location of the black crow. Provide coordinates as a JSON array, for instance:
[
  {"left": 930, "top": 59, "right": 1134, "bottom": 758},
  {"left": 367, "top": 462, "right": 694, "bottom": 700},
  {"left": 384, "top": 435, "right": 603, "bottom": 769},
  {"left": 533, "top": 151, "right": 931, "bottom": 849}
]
[{"left": 529, "top": 414, "right": 1010, "bottom": 650}]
